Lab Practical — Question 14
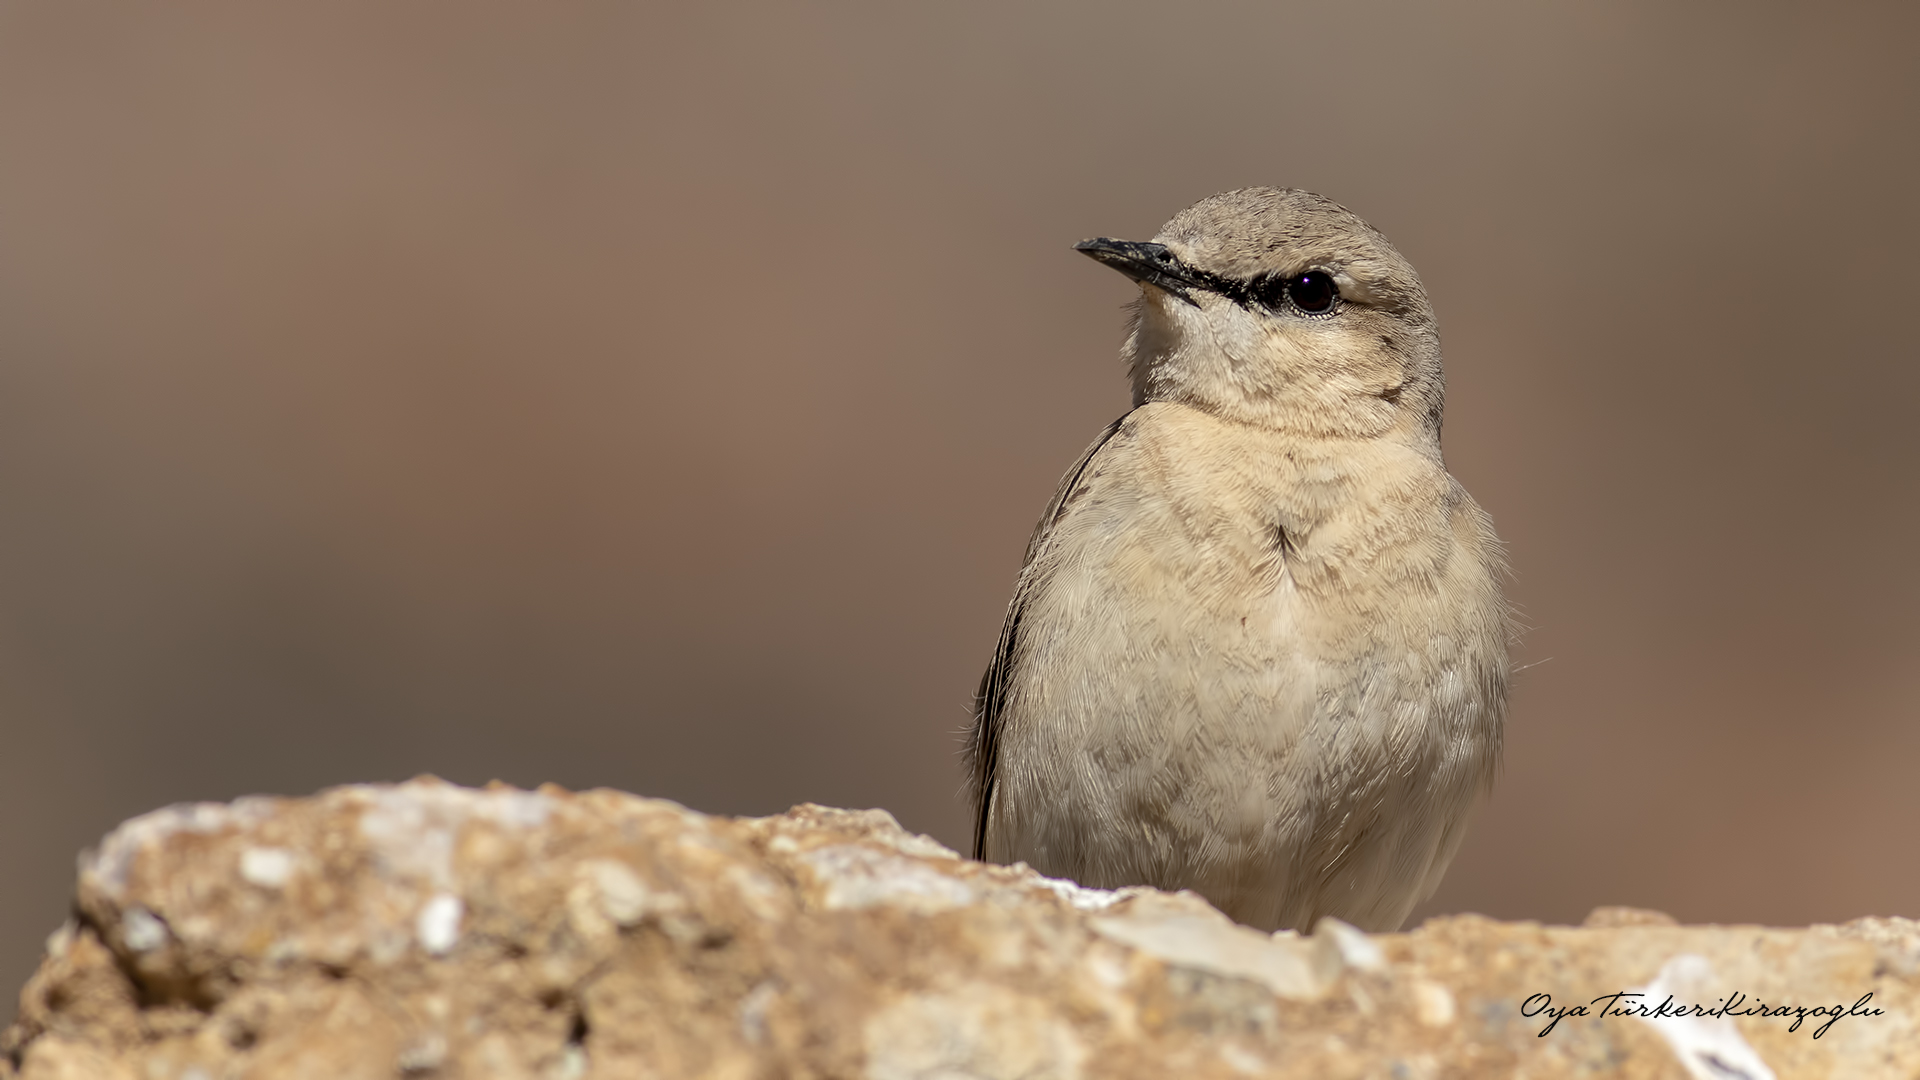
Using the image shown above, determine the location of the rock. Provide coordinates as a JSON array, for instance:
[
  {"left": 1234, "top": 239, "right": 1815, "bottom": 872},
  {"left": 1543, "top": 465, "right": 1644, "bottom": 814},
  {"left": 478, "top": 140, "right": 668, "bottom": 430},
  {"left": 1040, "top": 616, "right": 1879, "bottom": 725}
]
[
  {"left": 3, "top": 779, "right": 1915, "bottom": 1079},
  {"left": 1582, "top": 907, "right": 1682, "bottom": 929}
]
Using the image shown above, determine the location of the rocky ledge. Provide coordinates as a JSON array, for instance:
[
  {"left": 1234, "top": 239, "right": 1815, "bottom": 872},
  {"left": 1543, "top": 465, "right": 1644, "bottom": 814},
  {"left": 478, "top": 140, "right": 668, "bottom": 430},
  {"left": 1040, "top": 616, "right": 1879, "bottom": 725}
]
[{"left": 4, "top": 780, "right": 1915, "bottom": 1079}]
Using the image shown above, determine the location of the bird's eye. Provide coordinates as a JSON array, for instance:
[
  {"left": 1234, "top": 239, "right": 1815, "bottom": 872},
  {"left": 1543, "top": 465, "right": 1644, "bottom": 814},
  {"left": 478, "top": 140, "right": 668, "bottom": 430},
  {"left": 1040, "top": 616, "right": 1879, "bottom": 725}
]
[{"left": 1286, "top": 271, "right": 1338, "bottom": 314}]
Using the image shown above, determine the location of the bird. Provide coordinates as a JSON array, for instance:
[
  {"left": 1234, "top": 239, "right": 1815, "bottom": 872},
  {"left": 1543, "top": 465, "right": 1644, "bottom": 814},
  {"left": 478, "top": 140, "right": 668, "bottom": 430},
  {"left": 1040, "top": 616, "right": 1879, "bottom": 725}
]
[{"left": 964, "top": 187, "right": 1510, "bottom": 933}]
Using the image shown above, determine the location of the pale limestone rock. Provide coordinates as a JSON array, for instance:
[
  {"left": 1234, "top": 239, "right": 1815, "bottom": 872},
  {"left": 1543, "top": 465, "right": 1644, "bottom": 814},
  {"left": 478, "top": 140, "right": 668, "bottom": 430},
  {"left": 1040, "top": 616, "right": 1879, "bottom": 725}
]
[{"left": 3, "top": 779, "right": 1916, "bottom": 1078}]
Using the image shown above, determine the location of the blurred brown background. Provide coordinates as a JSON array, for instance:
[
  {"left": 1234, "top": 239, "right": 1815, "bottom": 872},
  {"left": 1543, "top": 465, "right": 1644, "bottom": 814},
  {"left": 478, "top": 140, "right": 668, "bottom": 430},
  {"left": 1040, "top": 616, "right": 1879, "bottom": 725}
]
[{"left": 2, "top": 2, "right": 1917, "bottom": 994}]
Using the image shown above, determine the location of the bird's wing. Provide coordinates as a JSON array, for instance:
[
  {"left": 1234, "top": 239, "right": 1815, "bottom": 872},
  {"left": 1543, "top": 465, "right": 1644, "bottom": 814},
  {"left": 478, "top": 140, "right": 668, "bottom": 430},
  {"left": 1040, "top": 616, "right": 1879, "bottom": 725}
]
[{"left": 968, "top": 414, "right": 1128, "bottom": 859}]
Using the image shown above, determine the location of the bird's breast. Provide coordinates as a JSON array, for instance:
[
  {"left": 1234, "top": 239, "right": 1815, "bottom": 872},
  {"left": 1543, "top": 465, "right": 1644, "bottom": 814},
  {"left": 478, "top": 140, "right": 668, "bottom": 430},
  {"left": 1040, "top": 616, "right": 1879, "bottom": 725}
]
[
  {"left": 987, "top": 404, "right": 1508, "bottom": 930},
  {"left": 1005, "top": 401, "right": 1500, "bottom": 785}
]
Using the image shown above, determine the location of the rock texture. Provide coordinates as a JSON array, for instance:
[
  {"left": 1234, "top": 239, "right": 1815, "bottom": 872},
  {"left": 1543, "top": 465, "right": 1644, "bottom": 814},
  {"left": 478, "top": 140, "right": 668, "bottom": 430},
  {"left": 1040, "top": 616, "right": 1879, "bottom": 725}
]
[{"left": 4, "top": 780, "right": 1916, "bottom": 1079}]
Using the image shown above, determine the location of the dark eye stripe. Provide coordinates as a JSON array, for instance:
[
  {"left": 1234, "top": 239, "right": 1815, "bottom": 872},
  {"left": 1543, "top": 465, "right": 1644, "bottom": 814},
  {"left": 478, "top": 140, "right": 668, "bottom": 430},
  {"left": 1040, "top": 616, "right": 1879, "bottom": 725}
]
[{"left": 1192, "top": 267, "right": 1341, "bottom": 315}]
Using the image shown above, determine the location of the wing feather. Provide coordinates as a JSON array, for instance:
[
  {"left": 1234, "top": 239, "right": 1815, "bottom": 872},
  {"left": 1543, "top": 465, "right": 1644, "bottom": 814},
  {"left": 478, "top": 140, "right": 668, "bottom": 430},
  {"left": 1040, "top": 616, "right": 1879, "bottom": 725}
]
[{"left": 966, "top": 415, "right": 1128, "bottom": 859}]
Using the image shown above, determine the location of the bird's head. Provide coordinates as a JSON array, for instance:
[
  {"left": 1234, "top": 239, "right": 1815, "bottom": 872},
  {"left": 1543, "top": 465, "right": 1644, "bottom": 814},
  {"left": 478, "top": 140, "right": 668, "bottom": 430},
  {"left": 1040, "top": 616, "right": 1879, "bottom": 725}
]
[{"left": 1078, "top": 188, "right": 1443, "bottom": 450}]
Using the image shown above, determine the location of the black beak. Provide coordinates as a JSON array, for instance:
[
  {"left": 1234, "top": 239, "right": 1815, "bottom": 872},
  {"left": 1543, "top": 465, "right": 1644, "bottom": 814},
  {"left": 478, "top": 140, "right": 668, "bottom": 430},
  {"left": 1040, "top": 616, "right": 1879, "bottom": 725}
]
[{"left": 1073, "top": 238, "right": 1203, "bottom": 307}]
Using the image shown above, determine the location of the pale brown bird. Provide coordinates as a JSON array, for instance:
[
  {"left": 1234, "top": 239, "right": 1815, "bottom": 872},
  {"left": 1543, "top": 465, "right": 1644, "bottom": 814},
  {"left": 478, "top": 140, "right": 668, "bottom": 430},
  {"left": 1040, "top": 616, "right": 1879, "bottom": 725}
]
[{"left": 966, "top": 187, "right": 1510, "bottom": 932}]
